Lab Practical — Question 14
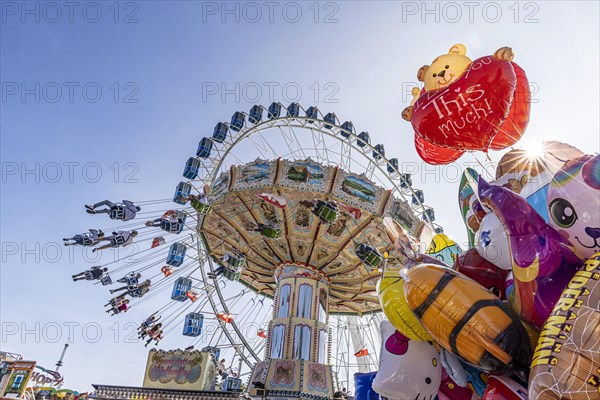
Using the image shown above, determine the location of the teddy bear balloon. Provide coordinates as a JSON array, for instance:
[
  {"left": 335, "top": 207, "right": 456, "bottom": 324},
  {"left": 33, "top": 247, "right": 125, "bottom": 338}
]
[{"left": 403, "top": 44, "right": 531, "bottom": 165}]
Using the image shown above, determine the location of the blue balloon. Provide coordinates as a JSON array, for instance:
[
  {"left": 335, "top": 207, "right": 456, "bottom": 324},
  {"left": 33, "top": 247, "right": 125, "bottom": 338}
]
[{"left": 354, "top": 371, "right": 379, "bottom": 400}]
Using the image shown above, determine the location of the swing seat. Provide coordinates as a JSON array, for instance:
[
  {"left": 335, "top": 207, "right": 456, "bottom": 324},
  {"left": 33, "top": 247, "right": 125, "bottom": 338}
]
[
  {"left": 109, "top": 205, "right": 126, "bottom": 220},
  {"left": 226, "top": 255, "right": 245, "bottom": 269},
  {"left": 79, "top": 233, "right": 94, "bottom": 246},
  {"left": 125, "top": 275, "right": 139, "bottom": 286},
  {"left": 160, "top": 211, "right": 186, "bottom": 234},
  {"left": 191, "top": 197, "right": 211, "bottom": 214},
  {"left": 161, "top": 266, "right": 173, "bottom": 277},
  {"left": 261, "top": 226, "right": 281, "bottom": 239},
  {"left": 110, "top": 235, "right": 126, "bottom": 247},
  {"left": 223, "top": 377, "right": 242, "bottom": 391},
  {"left": 186, "top": 290, "right": 199, "bottom": 302},
  {"left": 356, "top": 244, "right": 383, "bottom": 269},
  {"left": 317, "top": 203, "right": 339, "bottom": 223},
  {"left": 222, "top": 268, "right": 241, "bottom": 282},
  {"left": 100, "top": 274, "right": 112, "bottom": 286}
]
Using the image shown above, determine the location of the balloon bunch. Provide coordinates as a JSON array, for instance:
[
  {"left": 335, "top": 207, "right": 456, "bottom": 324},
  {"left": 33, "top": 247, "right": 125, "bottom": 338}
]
[
  {"left": 371, "top": 150, "right": 599, "bottom": 399},
  {"left": 403, "top": 44, "right": 531, "bottom": 165},
  {"left": 372, "top": 50, "right": 600, "bottom": 400}
]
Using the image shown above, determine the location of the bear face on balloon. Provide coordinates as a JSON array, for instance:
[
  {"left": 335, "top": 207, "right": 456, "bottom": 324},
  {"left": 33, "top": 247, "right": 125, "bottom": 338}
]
[
  {"left": 402, "top": 44, "right": 530, "bottom": 165},
  {"left": 547, "top": 154, "right": 600, "bottom": 259},
  {"left": 419, "top": 44, "right": 473, "bottom": 92}
]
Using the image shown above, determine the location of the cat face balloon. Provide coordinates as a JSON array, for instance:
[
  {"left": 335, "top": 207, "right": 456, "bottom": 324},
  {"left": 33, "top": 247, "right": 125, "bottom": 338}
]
[
  {"left": 372, "top": 320, "right": 441, "bottom": 400},
  {"left": 547, "top": 154, "right": 600, "bottom": 259}
]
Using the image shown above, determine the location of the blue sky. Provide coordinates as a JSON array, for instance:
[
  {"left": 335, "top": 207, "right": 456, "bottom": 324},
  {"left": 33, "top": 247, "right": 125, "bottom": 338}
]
[{"left": 1, "top": 0, "right": 599, "bottom": 391}]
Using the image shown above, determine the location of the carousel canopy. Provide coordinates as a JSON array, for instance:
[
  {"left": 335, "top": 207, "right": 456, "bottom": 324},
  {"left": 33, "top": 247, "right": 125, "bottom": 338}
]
[{"left": 198, "top": 158, "right": 417, "bottom": 315}]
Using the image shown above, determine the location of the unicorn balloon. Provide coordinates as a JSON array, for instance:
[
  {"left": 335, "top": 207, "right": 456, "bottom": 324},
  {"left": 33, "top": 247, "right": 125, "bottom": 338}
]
[
  {"left": 547, "top": 154, "right": 600, "bottom": 259},
  {"left": 478, "top": 177, "right": 583, "bottom": 330}
]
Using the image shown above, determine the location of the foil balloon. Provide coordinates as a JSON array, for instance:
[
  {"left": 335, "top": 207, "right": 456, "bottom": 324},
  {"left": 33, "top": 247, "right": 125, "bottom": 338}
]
[
  {"left": 426, "top": 234, "right": 463, "bottom": 266},
  {"left": 482, "top": 375, "right": 528, "bottom": 399},
  {"left": 354, "top": 371, "right": 379, "bottom": 400},
  {"left": 547, "top": 154, "right": 600, "bottom": 259},
  {"left": 478, "top": 177, "right": 583, "bottom": 330},
  {"left": 404, "top": 263, "right": 532, "bottom": 373},
  {"left": 529, "top": 252, "right": 600, "bottom": 400},
  {"left": 379, "top": 217, "right": 433, "bottom": 341},
  {"left": 415, "top": 133, "right": 464, "bottom": 165},
  {"left": 494, "top": 141, "right": 584, "bottom": 183},
  {"left": 475, "top": 213, "right": 512, "bottom": 271},
  {"left": 438, "top": 368, "right": 475, "bottom": 400},
  {"left": 463, "top": 362, "right": 489, "bottom": 398},
  {"left": 404, "top": 44, "right": 530, "bottom": 164},
  {"left": 440, "top": 348, "right": 467, "bottom": 387},
  {"left": 372, "top": 320, "right": 441, "bottom": 400},
  {"left": 493, "top": 141, "right": 585, "bottom": 223},
  {"left": 454, "top": 248, "right": 509, "bottom": 300},
  {"left": 377, "top": 268, "right": 432, "bottom": 342},
  {"left": 458, "top": 168, "right": 483, "bottom": 247}
]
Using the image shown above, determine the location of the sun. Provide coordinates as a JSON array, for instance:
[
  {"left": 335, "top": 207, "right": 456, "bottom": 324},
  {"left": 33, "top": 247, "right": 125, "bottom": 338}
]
[{"left": 523, "top": 141, "right": 545, "bottom": 159}]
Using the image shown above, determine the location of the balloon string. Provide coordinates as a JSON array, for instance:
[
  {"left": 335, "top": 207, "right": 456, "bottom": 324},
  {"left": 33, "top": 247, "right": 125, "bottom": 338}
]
[{"left": 473, "top": 153, "right": 494, "bottom": 180}]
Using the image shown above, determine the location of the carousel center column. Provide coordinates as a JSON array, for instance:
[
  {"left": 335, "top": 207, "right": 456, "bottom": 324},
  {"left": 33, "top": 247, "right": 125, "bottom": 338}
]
[{"left": 249, "top": 264, "right": 334, "bottom": 399}]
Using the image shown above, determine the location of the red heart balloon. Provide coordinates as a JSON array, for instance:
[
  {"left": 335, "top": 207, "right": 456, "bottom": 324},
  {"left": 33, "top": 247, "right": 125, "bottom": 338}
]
[
  {"left": 489, "top": 62, "right": 530, "bottom": 150},
  {"left": 415, "top": 134, "right": 464, "bottom": 165},
  {"left": 412, "top": 56, "right": 518, "bottom": 152}
]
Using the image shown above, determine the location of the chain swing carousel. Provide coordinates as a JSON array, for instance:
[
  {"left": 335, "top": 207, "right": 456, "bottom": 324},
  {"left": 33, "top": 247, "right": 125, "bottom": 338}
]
[{"left": 71, "top": 102, "right": 442, "bottom": 399}]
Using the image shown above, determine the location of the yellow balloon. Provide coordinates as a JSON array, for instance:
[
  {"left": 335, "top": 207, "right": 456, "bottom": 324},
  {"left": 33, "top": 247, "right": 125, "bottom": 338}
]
[{"left": 377, "top": 268, "right": 432, "bottom": 341}]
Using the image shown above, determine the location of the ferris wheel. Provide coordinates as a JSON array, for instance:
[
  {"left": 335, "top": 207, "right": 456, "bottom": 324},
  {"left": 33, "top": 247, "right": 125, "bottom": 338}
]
[{"left": 75, "top": 101, "right": 443, "bottom": 394}]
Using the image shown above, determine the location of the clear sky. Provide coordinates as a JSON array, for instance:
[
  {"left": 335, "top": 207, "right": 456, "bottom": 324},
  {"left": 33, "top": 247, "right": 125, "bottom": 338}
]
[{"left": 1, "top": 0, "right": 599, "bottom": 392}]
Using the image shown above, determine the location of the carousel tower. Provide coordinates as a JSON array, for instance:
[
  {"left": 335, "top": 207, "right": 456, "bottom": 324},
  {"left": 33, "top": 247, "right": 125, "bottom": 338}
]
[{"left": 249, "top": 264, "right": 332, "bottom": 398}]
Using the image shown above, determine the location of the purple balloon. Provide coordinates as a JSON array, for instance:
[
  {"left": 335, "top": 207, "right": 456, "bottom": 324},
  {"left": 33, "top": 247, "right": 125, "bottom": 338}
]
[{"left": 477, "top": 177, "right": 583, "bottom": 330}]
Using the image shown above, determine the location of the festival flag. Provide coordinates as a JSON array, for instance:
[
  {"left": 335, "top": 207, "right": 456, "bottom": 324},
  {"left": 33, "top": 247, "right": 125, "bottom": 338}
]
[
  {"left": 257, "top": 329, "right": 267, "bottom": 338},
  {"left": 151, "top": 236, "right": 165, "bottom": 248},
  {"left": 217, "top": 312, "right": 234, "bottom": 323},
  {"left": 257, "top": 193, "right": 288, "bottom": 208},
  {"left": 186, "top": 290, "right": 199, "bottom": 302},
  {"left": 354, "top": 348, "right": 369, "bottom": 357},
  {"left": 339, "top": 203, "right": 362, "bottom": 219},
  {"left": 161, "top": 266, "right": 173, "bottom": 277}
]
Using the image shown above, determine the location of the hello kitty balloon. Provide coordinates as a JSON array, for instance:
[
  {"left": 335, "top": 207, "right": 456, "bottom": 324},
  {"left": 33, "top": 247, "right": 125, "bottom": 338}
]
[{"left": 372, "top": 320, "right": 441, "bottom": 400}]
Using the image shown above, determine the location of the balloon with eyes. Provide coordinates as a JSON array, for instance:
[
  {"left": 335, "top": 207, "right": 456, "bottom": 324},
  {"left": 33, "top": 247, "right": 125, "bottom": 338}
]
[
  {"left": 402, "top": 44, "right": 530, "bottom": 165},
  {"left": 547, "top": 154, "right": 600, "bottom": 259},
  {"left": 478, "top": 176, "right": 583, "bottom": 330},
  {"left": 372, "top": 320, "right": 441, "bottom": 400}
]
